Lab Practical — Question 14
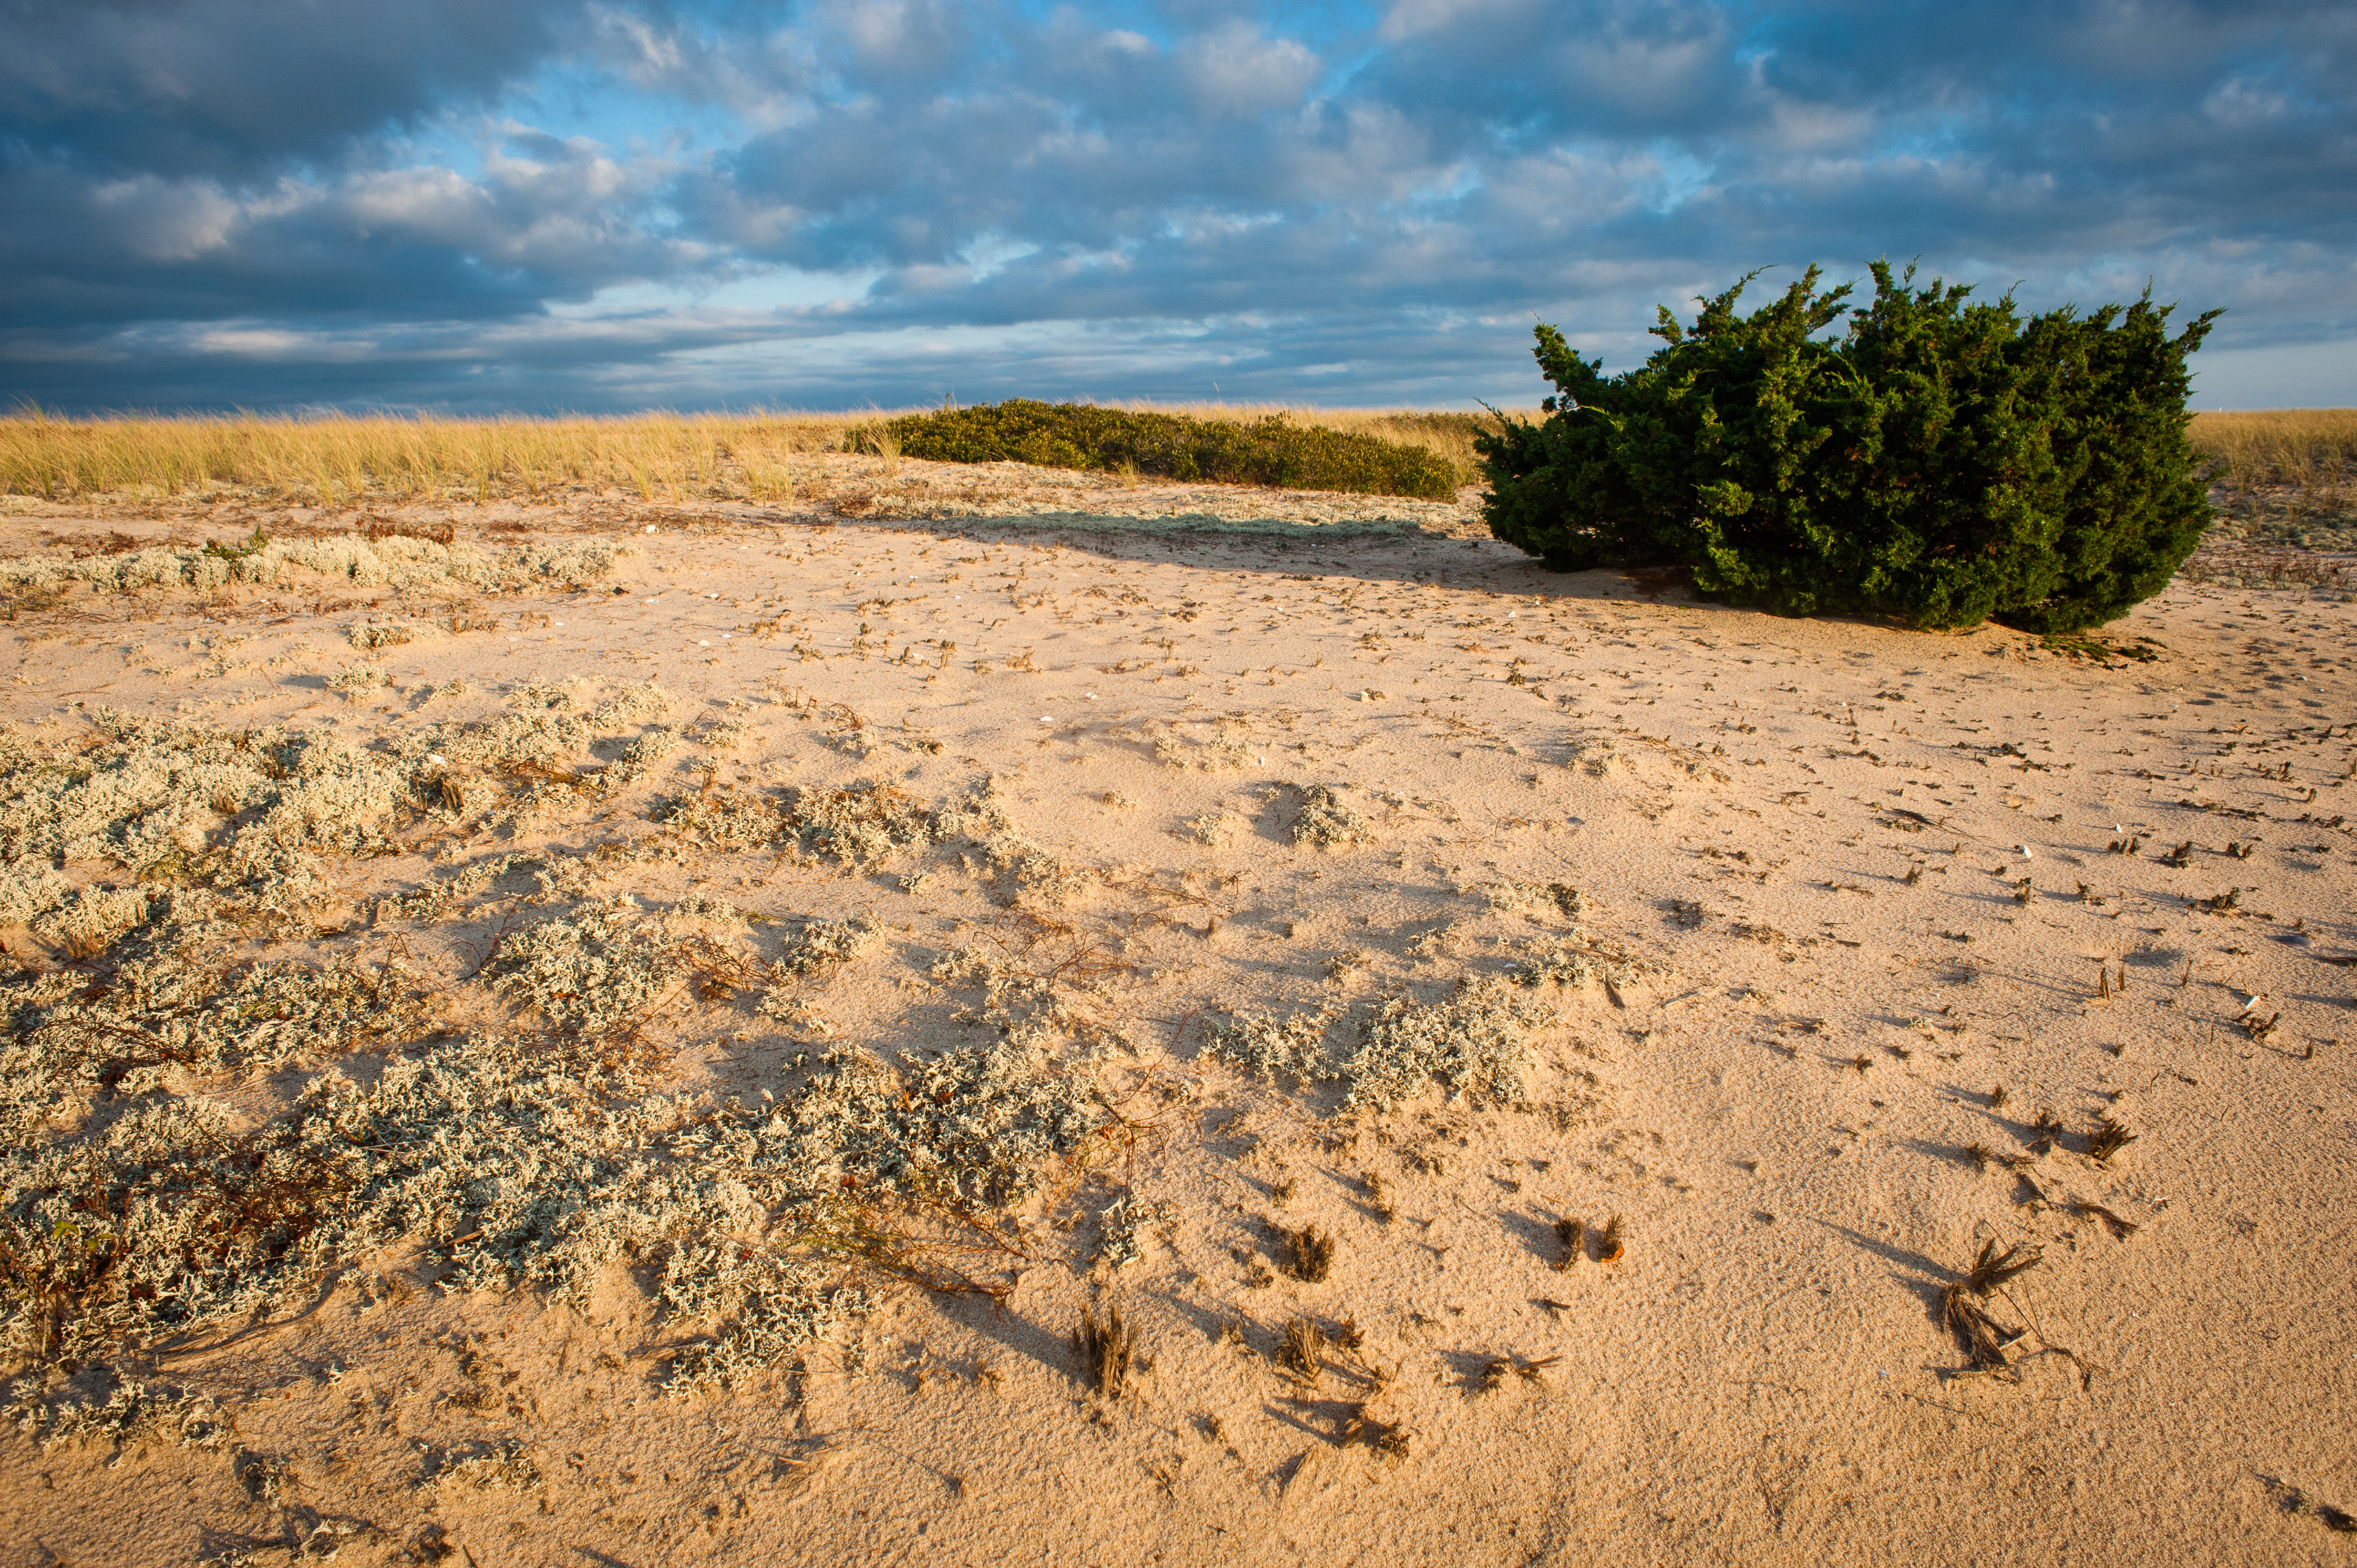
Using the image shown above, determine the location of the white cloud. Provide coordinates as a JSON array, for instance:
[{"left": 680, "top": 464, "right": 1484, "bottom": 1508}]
[
  {"left": 1175, "top": 23, "right": 1321, "bottom": 118},
  {"left": 88, "top": 176, "right": 243, "bottom": 261},
  {"left": 1378, "top": 0, "right": 1516, "bottom": 45},
  {"left": 2203, "top": 77, "right": 2291, "bottom": 128}
]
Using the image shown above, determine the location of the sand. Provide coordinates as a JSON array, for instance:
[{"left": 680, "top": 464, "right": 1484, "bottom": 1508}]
[{"left": 0, "top": 460, "right": 2353, "bottom": 1567}]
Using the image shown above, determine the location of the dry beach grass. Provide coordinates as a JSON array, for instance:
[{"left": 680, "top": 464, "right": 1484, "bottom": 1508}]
[
  {"left": 4, "top": 403, "right": 2350, "bottom": 512},
  {"left": 0, "top": 447, "right": 2350, "bottom": 1565},
  {"left": 0, "top": 404, "right": 1514, "bottom": 508},
  {"left": 2190, "top": 408, "right": 2357, "bottom": 503}
]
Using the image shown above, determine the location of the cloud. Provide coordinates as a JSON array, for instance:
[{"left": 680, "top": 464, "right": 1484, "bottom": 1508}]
[
  {"left": 4, "top": 0, "right": 2353, "bottom": 413},
  {"left": 0, "top": 0, "right": 567, "bottom": 178},
  {"left": 1174, "top": 22, "right": 1322, "bottom": 118},
  {"left": 0, "top": 122, "right": 704, "bottom": 336}
]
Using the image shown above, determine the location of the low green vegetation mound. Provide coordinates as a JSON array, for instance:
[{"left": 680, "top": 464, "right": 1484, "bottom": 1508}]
[
  {"left": 1477, "top": 263, "right": 2220, "bottom": 633},
  {"left": 854, "top": 399, "right": 1462, "bottom": 500}
]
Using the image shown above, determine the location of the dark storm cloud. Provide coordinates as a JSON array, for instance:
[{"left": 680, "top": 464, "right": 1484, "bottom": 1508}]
[
  {"left": 3, "top": 0, "right": 2351, "bottom": 412},
  {"left": 0, "top": 0, "right": 567, "bottom": 177}
]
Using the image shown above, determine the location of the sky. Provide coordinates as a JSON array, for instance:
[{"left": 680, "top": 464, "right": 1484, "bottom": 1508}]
[{"left": 4, "top": 0, "right": 2352, "bottom": 415}]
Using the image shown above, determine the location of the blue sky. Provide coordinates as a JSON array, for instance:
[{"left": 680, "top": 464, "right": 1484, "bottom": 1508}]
[{"left": 4, "top": 0, "right": 2351, "bottom": 413}]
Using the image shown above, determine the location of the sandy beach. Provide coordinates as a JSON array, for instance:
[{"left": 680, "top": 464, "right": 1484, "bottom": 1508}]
[{"left": 1, "top": 457, "right": 2352, "bottom": 1567}]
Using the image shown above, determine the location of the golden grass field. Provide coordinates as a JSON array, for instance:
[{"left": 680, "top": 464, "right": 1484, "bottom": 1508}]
[
  {"left": 0, "top": 404, "right": 1513, "bottom": 506},
  {"left": 2185, "top": 407, "right": 2357, "bottom": 503}
]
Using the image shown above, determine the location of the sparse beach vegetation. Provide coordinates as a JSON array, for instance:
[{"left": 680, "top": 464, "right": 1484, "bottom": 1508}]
[
  {"left": 0, "top": 403, "right": 1504, "bottom": 506},
  {"left": 0, "top": 428, "right": 2344, "bottom": 1563}
]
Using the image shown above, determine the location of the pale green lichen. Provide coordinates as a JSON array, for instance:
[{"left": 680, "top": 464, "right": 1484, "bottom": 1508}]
[
  {"left": 1290, "top": 784, "right": 1374, "bottom": 847},
  {"left": 1154, "top": 735, "right": 1252, "bottom": 771},
  {"left": 0, "top": 533, "right": 622, "bottom": 598},
  {"left": 1336, "top": 975, "right": 1552, "bottom": 1113},
  {"left": 1203, "top": 1006, "right": 1341, "bottom": 1085},
  {"left": 1510, "top": 931, "right": 1642, "bottom": 993},
  {"left": 793, "top": 780, "right": 961, "bottom": 867},
  {"left": 930, "top": 943, "right": 1105, "bottom": 1049},
  {"left": 1512, "top": 943, "right": 1598, "bottom": 989},
  {"left": 1, "top": 1014, "right": 1103, "bottom": 1386},
  {"left": 976, "top": 832, "right": 1089, "bottom": 906},
  {"left": 1202, "top": 976, "right": 1550, "bottom": 1112},
  {"left": 0, "top": 854, "right": 75, "bottom": 927},
  {"left": 0, "top": 906, "right": 438, "bottom": 1140},
  {"left": 592, "top": 681, "right": 671, "bottom": 729},
  {"left": 0, "top": 711, "right": 400, "bottom": 882},
  {"left": 9, "top": 1378, "right": 232, "bottom": 1452},
  {"left": 608, "top": 727, "right": 679, "bottom": 784},
  {"left": 327, "top": 663, "right": 388, "bottom": 697},
  {"left": 348, "top": 616, "right": 439, "bottom": 651},
  {"left": 775, "top": 914, "right": 882, "bottom": 979},
  {"left": 1183, "top": 813, "right": 1240, "bottom": 846},
  {"left": 1097, "top": 1191, "right": 1174, "bottom": 1271},
  {"left": 658, "top": 785, "right": 785, "bottom": 848},
  {"left": 30, "top": 884, "right": 152, "bottom": 957},
  {"left": 428, "top": 1438, "right": 542, "bottom": 1493},
  {"left": 483, "top": 899, "right": 683, "bottom": 1035},
  {"left": 659, "top": 776, "right": 989, "bottom": 871},
  {"left": 0, "top": 691, "right": 1117, "bottom": 1396},
  {"left": 1480, "top": 881, "right": 1584, "bottom": 920}
]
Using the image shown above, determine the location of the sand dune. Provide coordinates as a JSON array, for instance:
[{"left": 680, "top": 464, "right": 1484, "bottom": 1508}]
[{"left": 1, "top": 468, "right": 2352, "bottom": 1567}]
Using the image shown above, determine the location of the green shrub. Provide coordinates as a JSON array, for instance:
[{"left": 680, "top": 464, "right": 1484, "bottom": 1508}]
[
  {"left": 1477, "top": 263, "right": 2220, "bottom": 632},
  {"left": 850, "top": 400, "right": 1460, "bottom": 500}
]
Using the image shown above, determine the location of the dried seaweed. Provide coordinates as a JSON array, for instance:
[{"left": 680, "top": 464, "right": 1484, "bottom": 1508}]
[
  {"left": 1479, "top": 1354, "right": 1559, "bottom": 1391},
  {"left": 1596, "top": 1214, "right": 1624, "bottom": 1264},
  {"left": 2067, "top": 1200, "right": 2139, "bottom": 1239}
]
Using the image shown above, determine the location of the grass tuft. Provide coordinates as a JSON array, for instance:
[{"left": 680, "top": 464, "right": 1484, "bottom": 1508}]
[
  {"left": 1277, "top": 1316, "right": 1328, "bottom": 1383},
  {"left": 1071, "top": 1300, "right": 1137, "bottom": 1398},
  {"left": 2084, "top": 1113, "right": 2138, "bottom": 1165},
  {"left": 1938, "top": 1240, "right": 2043, "bottom": 1373},
  {"left": 1277, "top": 1224, "right": 1337, "bottom": 1283}
]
